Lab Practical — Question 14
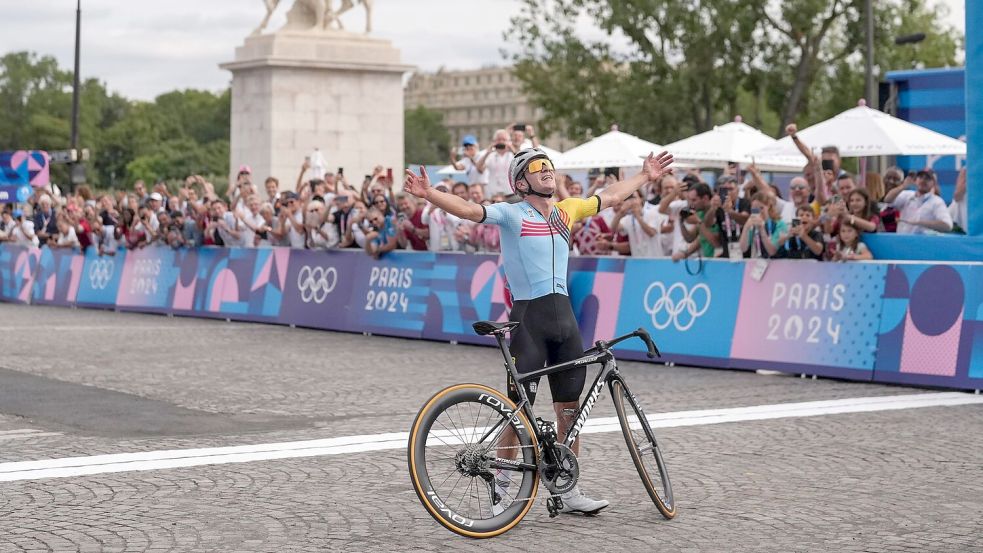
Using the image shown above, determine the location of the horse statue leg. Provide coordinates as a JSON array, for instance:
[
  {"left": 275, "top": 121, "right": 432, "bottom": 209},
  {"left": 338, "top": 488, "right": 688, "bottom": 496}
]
[
  {"left": 362, "top": 0, "right": 372, "bottom": 33},
  {"left": 252, "top": 0, "right": 280, "bottom": 35}
]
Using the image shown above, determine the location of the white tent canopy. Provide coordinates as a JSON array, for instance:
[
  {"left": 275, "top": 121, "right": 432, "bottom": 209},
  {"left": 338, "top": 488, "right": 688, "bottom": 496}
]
[
  {"left": 663, "top": 116, "right": 807, "bottom": 172},
  {"left": 752, "top": 100, "right": 968, "bottom": 158},
  {"left": 554, "top": 126, "right": 663, "bottom": 170}
]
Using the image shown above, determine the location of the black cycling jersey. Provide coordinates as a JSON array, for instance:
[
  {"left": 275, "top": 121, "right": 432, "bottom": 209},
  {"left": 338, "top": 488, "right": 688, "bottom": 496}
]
[{"left": 506, "top": 293, "right": 586, "bottom": 405}]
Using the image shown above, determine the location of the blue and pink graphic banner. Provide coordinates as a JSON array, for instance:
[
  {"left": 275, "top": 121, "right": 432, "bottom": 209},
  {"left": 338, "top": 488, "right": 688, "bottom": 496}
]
[
  {"left": 0, "top": 150, "right": 49, "bottom": 204},
  {"left": 1, "top": 244, "right": 981, "bottom": 391}
]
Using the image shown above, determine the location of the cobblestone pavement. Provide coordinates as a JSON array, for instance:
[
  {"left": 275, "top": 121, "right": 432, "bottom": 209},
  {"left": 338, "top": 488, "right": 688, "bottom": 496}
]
[{"left": 0, "top": 305, "right": 981, "bottom": 552}]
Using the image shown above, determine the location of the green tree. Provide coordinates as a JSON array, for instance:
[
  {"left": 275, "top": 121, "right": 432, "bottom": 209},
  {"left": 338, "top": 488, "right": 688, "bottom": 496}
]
[
  {"left": 405, "top": 105, "right": 451, "bottom": 165},
  {"left": 0, "top": 50, "right": 232, "bottom": 189},
  {"left": 506, "top": 0, "right": 962, "bottom": 142}
]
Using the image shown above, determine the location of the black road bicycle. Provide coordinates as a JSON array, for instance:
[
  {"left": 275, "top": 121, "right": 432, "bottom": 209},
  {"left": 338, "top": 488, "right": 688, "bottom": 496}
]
[{"left": 408, "top": 321, "right": 675, "bottom": 538}]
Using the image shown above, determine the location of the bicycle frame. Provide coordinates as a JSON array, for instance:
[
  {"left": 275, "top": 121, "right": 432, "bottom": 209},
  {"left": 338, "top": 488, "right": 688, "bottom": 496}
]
[{"left": 487, "top": 331, "right": 642, "bottom": 452}]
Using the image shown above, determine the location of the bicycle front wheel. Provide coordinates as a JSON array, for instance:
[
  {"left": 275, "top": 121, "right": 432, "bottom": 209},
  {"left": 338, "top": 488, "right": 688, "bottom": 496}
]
[
  {"left": 408, "top": 383, "right": 540, "bottom": 538},
  {"left": 611, "top": 378, "right": 676, "bottom": 519}
]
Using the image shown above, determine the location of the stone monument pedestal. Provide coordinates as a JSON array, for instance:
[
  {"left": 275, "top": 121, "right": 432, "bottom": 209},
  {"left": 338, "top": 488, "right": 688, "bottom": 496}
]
[{"left": 221, "top": 31, "right": 412, "bottom": 186}]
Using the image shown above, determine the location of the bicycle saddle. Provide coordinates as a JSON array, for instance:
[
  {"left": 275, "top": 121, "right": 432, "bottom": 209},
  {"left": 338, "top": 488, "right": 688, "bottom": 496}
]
[{"left": 472, "top": 321, "right": 520, "bottom": 336}]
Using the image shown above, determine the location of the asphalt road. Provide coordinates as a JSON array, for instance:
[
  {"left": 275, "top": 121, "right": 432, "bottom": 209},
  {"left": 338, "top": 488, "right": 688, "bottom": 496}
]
[{"left": 0, "top": 304, "right": 981, "bottom": 552}]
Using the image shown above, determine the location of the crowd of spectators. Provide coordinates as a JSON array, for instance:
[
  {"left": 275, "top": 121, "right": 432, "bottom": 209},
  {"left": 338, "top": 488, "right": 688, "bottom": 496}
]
[{"left": 0, "top": 122, "right": 967, "bottom": 262}]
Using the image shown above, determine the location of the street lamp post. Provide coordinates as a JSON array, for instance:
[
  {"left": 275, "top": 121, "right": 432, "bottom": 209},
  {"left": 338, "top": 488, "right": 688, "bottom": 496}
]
[
  {"left": 69, "top": 0, "right": 83, "bottom": 192},
  {"left": 864, "top": 0, "right": 875, "bottom": 109}
]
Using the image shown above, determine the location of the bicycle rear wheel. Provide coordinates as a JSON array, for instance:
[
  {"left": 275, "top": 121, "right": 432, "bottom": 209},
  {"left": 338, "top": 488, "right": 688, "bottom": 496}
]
[
  {"left": 408, "top": 383, "right": 540, "bottom": 538},
  {"left": 610, "top": 378, "right": 676, "bottom": 519}
]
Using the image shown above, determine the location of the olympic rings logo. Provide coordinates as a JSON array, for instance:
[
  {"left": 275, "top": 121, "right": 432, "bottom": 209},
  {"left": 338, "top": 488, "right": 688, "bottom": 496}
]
[
  {"left": 297, "top": 265, "right": 337, "bottom": 304},
  {"left": 643, "top": 281, "right": 711, "bottom": 332},
  {"left": 88, "top": 259, "right": 115, "bottom": 290}
]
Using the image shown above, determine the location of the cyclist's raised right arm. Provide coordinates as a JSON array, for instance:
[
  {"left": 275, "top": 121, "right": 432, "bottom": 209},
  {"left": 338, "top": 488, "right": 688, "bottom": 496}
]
[{"left": 404, "top": 167, "right": 484, "bottom": 223}]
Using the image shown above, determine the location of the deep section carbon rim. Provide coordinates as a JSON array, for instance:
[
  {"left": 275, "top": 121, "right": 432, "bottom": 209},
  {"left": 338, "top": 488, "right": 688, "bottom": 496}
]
[
  {"left": 408, "top": 385, "right": 539, "bottom": 537},
  {"left": 612, "top": 379, "right": 675, "bottom": 519}
]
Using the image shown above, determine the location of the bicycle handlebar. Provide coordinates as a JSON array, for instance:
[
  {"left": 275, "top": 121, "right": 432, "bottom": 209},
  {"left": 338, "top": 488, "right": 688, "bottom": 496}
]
[{"left": 588, "top": 328, "right": 661, "bottom": 359}]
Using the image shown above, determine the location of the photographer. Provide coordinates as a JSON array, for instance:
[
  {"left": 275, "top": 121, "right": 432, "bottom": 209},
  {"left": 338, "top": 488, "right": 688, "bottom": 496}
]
[
  {"left": 670, "top": 183, "right": 721, "bottom": 261},
  {"left": 205, "top": 199, "right": 242, "bottom": 247},
  {"left": 306, "top": 199, "right": 339, "bottom": 249},
  {"left": 610, "top": 190, "right": 667, "bottom": 257},
  {"left": 363, "top": 206, "right": 398, "bottom": 259},
  {"left": 277, "top": 191, "right": 307, "bottom": 248},
  {"left": 476, "top": 128, "right": 515, "bottom": 197},
  {"left": 738, "top": 192, "right": 787, "bottom": 259},
  {"left": 775, "top": 206, "right": 824, "bottom": 260},
  {"left": 449, "top": 135, "right": 488, "bottom": 187},
  {"left": 395, "top": 193, "right": 429, "bottom": 251},
  {"left": 237, "top": 195, "right": 266, "bottom": 247}
]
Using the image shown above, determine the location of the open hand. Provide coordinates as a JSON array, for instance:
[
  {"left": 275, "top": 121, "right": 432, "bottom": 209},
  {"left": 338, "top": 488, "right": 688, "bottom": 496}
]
[
  {"left": 403, "top": 166, "right": 432, "bottom": 199},
  {"left": 643, "top": 151, "right": 674, "bottom": 182}
]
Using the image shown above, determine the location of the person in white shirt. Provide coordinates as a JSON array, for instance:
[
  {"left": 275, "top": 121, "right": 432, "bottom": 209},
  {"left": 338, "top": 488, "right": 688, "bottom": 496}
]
[
  {"left": 949, "top": 166, "right": 967, "bottom": 233},
  {"left": 508, "top": 123, "right": 539, "bottom": 151},
  {"left": 611, "top": 191, "right": 668, "bottom": 257},
  {"left": 449, "top": 135, "right": 489, "bottom": 186},
  {"left": 421, "top": 185, "right": 462, "bottom": 251},
  {"left": 306, "top": 200, "right": 339, "bottom": 249},
  {"left": 237, "top": 195, "right": 266, "bottom": 247},
  {"left": 476, "top": 129, "right": 515, "bottom": 197},
  {"left": 657, "top": 175, "right": 692, "bottom": 256},
  {"left": 4, "top": 210, "right": 39, "bottom": 247},
  {"left": 277, "top": 192, "right": 307, "bottom": 248},
  {"left": 883, "top": 169, "right": 953, "bottom": 234},
  {"left": 52, "top": 215, "right": 80, "bottom": 249}
]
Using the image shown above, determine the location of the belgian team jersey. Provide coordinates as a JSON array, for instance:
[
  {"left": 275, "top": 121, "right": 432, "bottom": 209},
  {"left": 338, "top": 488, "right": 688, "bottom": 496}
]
[{"left": 480, "top": 196, "right": 601, "bottom": 301}]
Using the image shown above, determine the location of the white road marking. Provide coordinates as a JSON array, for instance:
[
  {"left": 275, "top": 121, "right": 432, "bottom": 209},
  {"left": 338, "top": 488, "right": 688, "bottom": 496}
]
[
  {"left": 0, "top": 392, "right": 980, "bottom": 483},
  {"left": 0, "top": 429, "right": 62, "bottom": 441}
]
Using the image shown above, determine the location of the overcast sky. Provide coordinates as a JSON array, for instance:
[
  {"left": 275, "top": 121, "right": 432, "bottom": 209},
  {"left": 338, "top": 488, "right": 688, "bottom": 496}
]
[{"left": 3, "top": 0, "right": 967, "bottom": 101}]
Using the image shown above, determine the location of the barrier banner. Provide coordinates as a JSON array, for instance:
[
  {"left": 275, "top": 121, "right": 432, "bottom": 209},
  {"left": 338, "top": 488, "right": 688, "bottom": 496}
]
[
  {"left": 873, "top": 264, "right": 983, "bottom": 388},
  {"left": 279, "top": 249, "right": 355, "bottom": 331},
  {"left": 608, "top": 259, "right": 743, "bottom": 366},
  {"left": 347, "top": 252, "right": 433, "bottom": 338},
  {"left": 31, "top": 248, "right": 83, "bottom": 306},
  {"left": 76, "top": 250, "right": 126, "bottom": 307},
  {"left": 0, "top": 151, "right": 49, "bottom": 204},
  {"left": 115, "top": 247, "right": 182, "bottom": 312},
  {"left": 191, "top": 247, "right": 289, "bottom": 321},
  {"left": 422, "top": 253, "right": 506, "bottom": 346},
  {"left": 569, "top": 256, "right": 627, "bottom": 347},
  {"left": 0, "top": 245, "right": 39, "bottom": 303},
  {"left": 730, "top": 260, "right": 886, "bottom": 376}
]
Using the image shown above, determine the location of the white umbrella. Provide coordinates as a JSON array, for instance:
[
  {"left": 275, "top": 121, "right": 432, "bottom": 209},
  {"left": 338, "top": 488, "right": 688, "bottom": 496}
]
[
  {"left": 663, "top": 116, "right": 807, "bottom": 172},
  {"left": 436, "top": 164, "right": 462, "bottom": 175},
  {"left": 555, "top": 125, "right": 663, "bottom": 170},
  {"left": 752, "top": 99, "right": 968, "bottom": 158}
]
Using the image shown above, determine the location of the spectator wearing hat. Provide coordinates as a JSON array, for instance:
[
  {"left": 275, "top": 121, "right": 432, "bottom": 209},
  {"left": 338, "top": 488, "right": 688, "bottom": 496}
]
[
  {"left": 883, "top": 169, "right": 953, "bottom": 234},
  {"left": 450, "top": 135, "right": 489, "bottom": 186},
  {"left": 145, "top": 192, "right": 163, "bottom": 233}
]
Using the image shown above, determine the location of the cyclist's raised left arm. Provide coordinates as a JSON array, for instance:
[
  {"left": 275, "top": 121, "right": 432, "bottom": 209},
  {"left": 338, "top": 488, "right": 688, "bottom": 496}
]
[{"left": 598, "top": 151, "right": 674, "bottom": 211}]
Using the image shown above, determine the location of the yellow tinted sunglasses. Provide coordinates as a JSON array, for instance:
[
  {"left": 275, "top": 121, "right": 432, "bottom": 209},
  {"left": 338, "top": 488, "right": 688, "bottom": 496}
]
[{"left": 526, "top": 158, "right": 554, "bottom": 174}]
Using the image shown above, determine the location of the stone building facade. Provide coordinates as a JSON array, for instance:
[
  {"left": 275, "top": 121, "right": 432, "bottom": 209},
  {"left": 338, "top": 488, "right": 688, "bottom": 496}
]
[{"left": 404, "top": 66, "right": 573, "bottom": 151}]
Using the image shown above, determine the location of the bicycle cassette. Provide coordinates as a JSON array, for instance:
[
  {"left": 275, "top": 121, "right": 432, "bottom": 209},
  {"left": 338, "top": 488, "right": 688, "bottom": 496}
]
[{"left": 540, "top": 443, "right": 579, "bottom": 494}]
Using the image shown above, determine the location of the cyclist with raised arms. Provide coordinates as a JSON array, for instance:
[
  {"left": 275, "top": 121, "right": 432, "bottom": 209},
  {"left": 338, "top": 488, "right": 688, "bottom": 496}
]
[{"left": 403, "top": 147, "right": 674, "bottom": 515}]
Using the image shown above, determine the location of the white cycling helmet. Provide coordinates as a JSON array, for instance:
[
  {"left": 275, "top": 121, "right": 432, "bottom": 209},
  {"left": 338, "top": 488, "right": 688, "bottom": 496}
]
[{"left": 508, "top": 147, "right": 551, "bottom": 195}]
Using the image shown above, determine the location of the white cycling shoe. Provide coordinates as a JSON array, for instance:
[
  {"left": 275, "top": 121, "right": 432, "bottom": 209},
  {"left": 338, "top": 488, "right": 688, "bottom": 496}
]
[{"left": 559, "top": 486, "right": 609, "bottom": 515}]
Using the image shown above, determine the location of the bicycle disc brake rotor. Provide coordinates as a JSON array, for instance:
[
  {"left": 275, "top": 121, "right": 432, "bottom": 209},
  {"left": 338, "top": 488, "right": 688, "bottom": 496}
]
[{"left": 540, "top": 443, "right": 579, "bottom": 494}]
